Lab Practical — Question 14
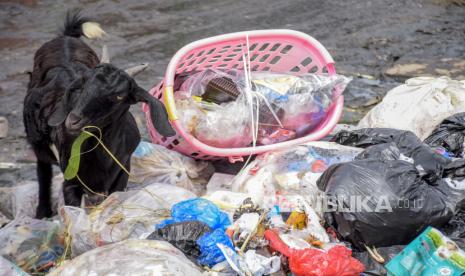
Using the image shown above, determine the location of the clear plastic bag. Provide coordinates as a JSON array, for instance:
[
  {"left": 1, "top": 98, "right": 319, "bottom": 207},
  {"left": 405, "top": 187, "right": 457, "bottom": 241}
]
[
  {"left": 49, "top": 239, "right": 203, "bottom": 276},
  {"left": 176, "top": 91, "right": 252, "bottom": 148},
  {"left": 231, "top": 141, "right": 361, "bottom": 212},
  {"left": 0, "top": 216, "right": 64, "bottom": 274},
  {"left": 174, "top": 69, "right": 350, "bottom": 147},
  {"left": 0, "top": 174, "right": 63, "bottom": 219},
  {"left": 60, "top": 183, "right": 196, "bottom": 256},
  {"left": 130, "top": 141, "right": 214, "bottom": 195}
]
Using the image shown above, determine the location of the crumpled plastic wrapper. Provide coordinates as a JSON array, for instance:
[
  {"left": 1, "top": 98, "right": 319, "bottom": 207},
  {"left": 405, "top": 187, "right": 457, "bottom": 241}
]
[
  {"left": 59, "top": 183, "right": 196, "bottom": 256},
  {"left": 218, "top": 244, "right": 281, "bottom": 276},
  {"left": 49, "top": 239, "right": 203, "bottom": 276}
]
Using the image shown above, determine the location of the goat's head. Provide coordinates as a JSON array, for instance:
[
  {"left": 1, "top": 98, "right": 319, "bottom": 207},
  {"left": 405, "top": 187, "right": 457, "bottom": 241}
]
[{"left": 48, "top": 46, "right": 175, "bottom": 137}]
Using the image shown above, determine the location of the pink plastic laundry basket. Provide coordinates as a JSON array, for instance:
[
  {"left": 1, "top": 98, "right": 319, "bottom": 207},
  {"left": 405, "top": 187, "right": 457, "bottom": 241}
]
[{"left": 144, "top": 29, "right": 344, "bottom": 162}]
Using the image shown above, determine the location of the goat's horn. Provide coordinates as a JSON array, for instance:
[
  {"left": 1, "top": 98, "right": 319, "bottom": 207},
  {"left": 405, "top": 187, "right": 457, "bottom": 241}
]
[
  {"left": 100, "top": 45, "right": 110, "bottom": 63},
  {"left": 125, "top": 63, "right": 149, "bottom": 77}
]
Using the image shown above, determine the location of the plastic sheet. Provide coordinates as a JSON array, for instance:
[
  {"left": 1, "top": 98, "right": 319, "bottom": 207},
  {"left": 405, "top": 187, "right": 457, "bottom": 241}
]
[
  {"left": 197, "top": 228, "right": 235, "bottom": 267},
  {"left": 425, "top": 112, "right": 465, "bottom": 158},
  {"left": 0, "top": 216, "right": 64, "bottom": 274},
  {"left": 386, "top": 227, "right": 465, "bottom": 276},
  {"left": 49, "top": 239, "right": 203, "bottom": 276},
  {"left": 264, "top": 229, "right": 365, "bottom": 276},
  {"left": 147, "top": 221, "right": 212, "bottom": 262},
  {"left": 332, "top": 128, "right": 450, "bottom": 183},
  {"left": 60, "top": 183, "right": 196, "bottom": 256},
  {"left": 358, "top": 76, "right": 465, "bottom": 140},
  {"left": 318, "top": 146, "right": 465, "bottom": 249},
  {"left": 231, "top": 141, "right": 361, "bottom": 212},
  {"left": 130, "top": 141, "right": 213, "bottom": 194},
  {"left": 176, "top": 69, "right": 350, "bottom": 147},
  {"left": 157, "top": 198, "right": 231, "bottom": 230}
]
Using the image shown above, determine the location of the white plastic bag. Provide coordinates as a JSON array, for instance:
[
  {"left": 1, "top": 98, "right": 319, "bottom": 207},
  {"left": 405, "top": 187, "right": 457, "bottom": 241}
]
[
  {"left": 358, "top": 77, "right": 465, "bottom": 140},
  {"left": 60, "top": 183, "right": 196, "bottom": 256},
  {"left": 129, "top": 141, "right": 213, "bottom": 195},
  {"left": 49, "top": 239, "right": 203, "bottom": 276}
]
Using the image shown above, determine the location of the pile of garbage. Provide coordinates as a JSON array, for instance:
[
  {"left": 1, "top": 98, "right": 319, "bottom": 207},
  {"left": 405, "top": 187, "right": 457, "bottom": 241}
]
[
  {"left": 175, "top": 69, "right": 350, "bottom": 147},
  {"left": 1, "top": 76, "right": 465, "bottom": 275}
]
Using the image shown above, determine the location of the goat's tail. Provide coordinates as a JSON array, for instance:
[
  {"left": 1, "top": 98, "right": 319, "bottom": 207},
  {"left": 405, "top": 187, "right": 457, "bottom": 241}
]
[{"left": 63, "top": 10, "right": 105, "bottom": 39}]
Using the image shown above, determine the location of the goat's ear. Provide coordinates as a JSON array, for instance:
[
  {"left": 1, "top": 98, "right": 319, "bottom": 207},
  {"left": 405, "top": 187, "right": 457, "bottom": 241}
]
[
  {"left": 48, "top": 101, "right": 67, "bottom": 127},
  {"left": 48, "top": 78, "right": 83, "bottom": 127},
  {"left": 131, "top": 86, "right": 175, "bottom": 137}
]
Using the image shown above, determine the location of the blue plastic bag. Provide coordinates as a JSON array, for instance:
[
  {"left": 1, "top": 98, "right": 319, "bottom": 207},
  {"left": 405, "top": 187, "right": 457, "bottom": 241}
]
[
  {"left": 197, "top": 229, "right": 234, "bottom": 267},
  {"left": 133, "top": 141, "right": 154, "bottom": 157},
  {"left": 157, "top": 198, "right": 231, "bottom": 230}
]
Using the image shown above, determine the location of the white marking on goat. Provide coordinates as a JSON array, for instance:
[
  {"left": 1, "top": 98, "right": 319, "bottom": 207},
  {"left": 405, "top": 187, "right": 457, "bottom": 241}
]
[
  {"left": 50, "top": 144, "right": 60, "bottom": 162},
  {"left": 82, "top": 22, "right": 106, "bottom": 39}
]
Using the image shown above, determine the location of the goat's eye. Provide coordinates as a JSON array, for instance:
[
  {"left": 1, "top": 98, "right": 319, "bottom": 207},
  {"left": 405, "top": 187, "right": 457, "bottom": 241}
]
[{"left": 116, "top": 95, "right": 124, "bottom": 101}]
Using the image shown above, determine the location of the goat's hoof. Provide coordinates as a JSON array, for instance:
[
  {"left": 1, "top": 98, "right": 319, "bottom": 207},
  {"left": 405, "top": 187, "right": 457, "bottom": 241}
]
[{"left": 35, "top": 206, "right": 53, "bottom": 219}]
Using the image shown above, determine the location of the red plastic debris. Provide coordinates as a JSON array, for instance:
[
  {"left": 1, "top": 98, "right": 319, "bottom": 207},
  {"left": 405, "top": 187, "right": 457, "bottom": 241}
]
[{"left": 264, "top": 229, "right": 365, "bottom": 276}]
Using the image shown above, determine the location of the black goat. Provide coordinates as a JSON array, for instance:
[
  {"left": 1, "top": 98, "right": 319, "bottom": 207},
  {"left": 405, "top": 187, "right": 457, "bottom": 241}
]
[{"left": 23, "top": 12, "right": 175, "bottom": 218}]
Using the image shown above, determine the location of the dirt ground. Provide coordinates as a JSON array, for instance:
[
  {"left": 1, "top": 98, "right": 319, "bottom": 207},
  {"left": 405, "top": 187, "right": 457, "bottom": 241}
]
[{"left": 0, "top": 0, "right": 464, "bottom": 185}]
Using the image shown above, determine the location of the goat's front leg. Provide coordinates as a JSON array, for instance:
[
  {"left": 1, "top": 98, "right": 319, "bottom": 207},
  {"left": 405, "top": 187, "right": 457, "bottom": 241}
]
[
  {"left": 36, "top": 160, "right": 53, "bottom": 218},
  {"left": 63, "top": 180, "right": 84, "bottom": 207},
  {"left": 109, "top": 167, "right": 130, "bottom": 193}
]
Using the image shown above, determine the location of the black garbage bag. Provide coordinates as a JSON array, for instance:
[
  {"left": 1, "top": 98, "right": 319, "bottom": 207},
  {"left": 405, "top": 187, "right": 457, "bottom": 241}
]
[
  {"left": 355, "top": 142, "right": 402, "bottom": 161},
  {"left": 317, "top": 156, "right": 464, "bottom": 250},
  {"left": 147, "top": 221, "right": 212, "bottom": 262},
  {"left": 424, "top": 113, "right": 465, "bottom": 158},
  {"left": 353, "top": 245, "right": 404, "bottom": 276},
  {"left": 441, "top": 160, "right": 465, "bottom": 210},
  {"left": 440, "top": 209, "right": 465, "bottom": 249},
  {"left": 443, "top": 159, "right": 465, "bottom": 180},
  {"left": 332, "top": 128, "right": 450, "bottom": 183}
]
